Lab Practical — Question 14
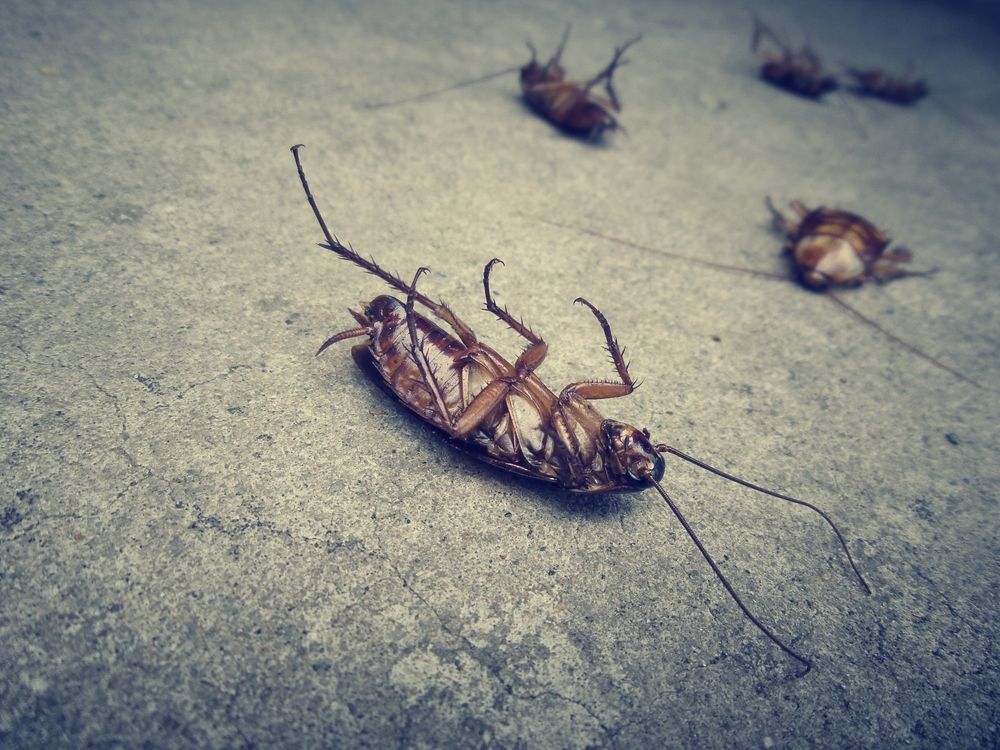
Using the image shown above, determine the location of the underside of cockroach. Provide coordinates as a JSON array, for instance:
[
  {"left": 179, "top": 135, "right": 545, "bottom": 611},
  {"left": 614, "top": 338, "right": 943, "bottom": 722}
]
[
  {"left": 327, "top": 292, "right": 664, "bottom": 493},
  {"left": 766, "top": 197, "right": 935, "bottom": 289},
  {"left": 292, "top": 145, "right": 871, "bottom": 674}
]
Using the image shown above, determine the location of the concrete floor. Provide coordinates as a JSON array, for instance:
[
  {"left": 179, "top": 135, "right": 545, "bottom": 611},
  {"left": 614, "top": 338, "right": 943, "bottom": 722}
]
[{"left": 2, "top": 0, "right": 998, "bottom": 747}]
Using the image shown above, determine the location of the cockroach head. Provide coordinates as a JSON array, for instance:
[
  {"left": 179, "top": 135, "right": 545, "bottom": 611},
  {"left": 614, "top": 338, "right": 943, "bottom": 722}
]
[{"left": 602, "top": 420, "right": 665, "bottom": 485}]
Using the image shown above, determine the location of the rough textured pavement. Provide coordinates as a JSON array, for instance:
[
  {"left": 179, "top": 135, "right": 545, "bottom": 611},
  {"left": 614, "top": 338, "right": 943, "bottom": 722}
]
[{"left": 2, "top": 1, "right": 998, "bottom": 747}]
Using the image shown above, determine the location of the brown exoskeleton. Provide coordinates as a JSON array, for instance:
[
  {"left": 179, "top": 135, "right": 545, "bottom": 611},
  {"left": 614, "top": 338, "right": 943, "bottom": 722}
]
[
  {"left": 765, "top": 197, "right": 935, "bottom": 290},
  {"left": 521, "top": 25, "right": 641, "bottom": 138},
  {"left": 847, "top": 66, "right": 928, "bottom": 105},
  {"left": 293, "top": 145, "right": 871, "bottom": 674},
  {"left": 752, "top": 16, "right": 837, "bottom": 99}
]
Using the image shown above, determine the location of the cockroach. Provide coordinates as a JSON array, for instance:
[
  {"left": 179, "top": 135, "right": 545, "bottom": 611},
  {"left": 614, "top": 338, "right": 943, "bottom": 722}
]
[
  {"left": 292, "top": 144, "right": 871, "bottom": 673},
  {"left": 751, "top": 16, "right": 837, "bottom": 99},
  {"left": 847, "top": 66, "right": 928, "bottom": 105},
  {"left": 520, "top": 25, "right": 641, "bottom": 138},
  {"left": 765, "top": 197, "right": 935, "bottom": 290},
  {"left": 535, "top": 205, "right": 981, "bottom": 388}
]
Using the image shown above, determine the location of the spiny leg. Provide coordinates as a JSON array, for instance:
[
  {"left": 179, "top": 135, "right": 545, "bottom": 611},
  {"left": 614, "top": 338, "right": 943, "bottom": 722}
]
[
  {"left": 482, "top": 259, "right": 548, "bottom": 377},
  {"left": 291, "top": 144, "right": 478, "bottom": 347},
  {"left": 549, "top": 403, "right": 588, "bottom": 485},
  {"left": 405, "top": 267, "right": 455, "bottom": 427},
  {"left": 401, "top": 261, "right": 555, "bottom": 440},
  {"left": 406, "top": 264, "right": 522, "bottom": 439},
  {"left": 560, "top": 298, "right": 637, "bottom": 400}
]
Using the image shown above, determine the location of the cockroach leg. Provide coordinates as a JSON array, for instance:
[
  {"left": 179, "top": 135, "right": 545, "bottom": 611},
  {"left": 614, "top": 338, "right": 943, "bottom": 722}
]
[
  {"left": 643, "top": 473, "right": 812, "bottom": 674},
  {"left": 870, "top": 257, "right": 938, "bottom": 284},
  {"left": 482, "top": 258, "right": 544, "bottom": 346},
  {"left": 405, "top": 266, "right": 455, "bottom": 427},
  {"left": 765, "top": 196, "right": 799, "bottom": 236},
  {"left": 545, "top": 23, "right": 572, "bottom": 74},
  {"left": 582, "top": 34, "right": 641, "bottom": 110},
  {"left": 482, "top": 258, "right": 549, "bottom": 377},
  {"left": 403, "top": 264, "right": 516, "bottom": 439},
  {"left": 560, "top": 298, "right": 637, "bottom": 400}
]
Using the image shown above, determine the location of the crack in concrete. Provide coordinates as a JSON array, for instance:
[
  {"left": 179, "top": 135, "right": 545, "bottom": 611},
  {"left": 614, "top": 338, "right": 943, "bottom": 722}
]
[
  {"left": 11, "top": 345, "right": 155, "bottom": 502},
  {"left": 522, "top": 688, "right": 616, "bottom": 744},
  {"left": 179, "top": 364, "right": 252, "bottom": 399},
  {"left": 366, "top": 514, "right": 616, "bottom": 744}
]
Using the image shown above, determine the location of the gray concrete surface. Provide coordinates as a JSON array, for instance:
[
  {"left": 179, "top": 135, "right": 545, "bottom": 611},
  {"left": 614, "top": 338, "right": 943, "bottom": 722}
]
[{"left": 2, "top": 1, "right": 998, "bottom": 747}]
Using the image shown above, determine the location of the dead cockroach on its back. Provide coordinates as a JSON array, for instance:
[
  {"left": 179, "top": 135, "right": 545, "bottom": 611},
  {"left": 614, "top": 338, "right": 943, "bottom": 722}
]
[
  {"left": 751, "top": 16, "right": 838, "bottom": 99},
  {"left": 520, "top": 25, "right": 641, "bottom": 138},
  {"left": 360, "top": 24, "right": 640, "bottom": 141},
  {"left": 847, "top": 66, "right": 929, "bottom": 105},
  {"left": 292, "top": 144, "right": 871, "bottom": 674},
  {"left": 765, "top": 197, "right": 935, "bottom": 290}
]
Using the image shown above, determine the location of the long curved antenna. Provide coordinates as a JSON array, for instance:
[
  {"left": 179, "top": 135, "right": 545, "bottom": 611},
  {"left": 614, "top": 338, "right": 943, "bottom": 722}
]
[
  {"left": 360, "top": 65, "right": 520, "bottom": 110},
  {"left": 645, "top": 474, "right": 811, "bottom": 674},
  {"left": 827, "top": 293, "right": 982, "bottom": 389},
  {"left": 657, "top": 445, "right": 871, "bottom": 595},
  {"left": 532, "top": 217, "right": 789, "bottom": 282}
]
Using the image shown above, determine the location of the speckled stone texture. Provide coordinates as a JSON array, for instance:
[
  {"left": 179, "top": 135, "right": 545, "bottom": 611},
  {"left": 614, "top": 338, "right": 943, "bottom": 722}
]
[{"left": 2, "top": 1, "right": 998, "bottom": 747}]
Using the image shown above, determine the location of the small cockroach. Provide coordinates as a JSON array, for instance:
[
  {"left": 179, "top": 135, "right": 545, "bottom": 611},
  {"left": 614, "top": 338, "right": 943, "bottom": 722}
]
[
  {"left": 847, "top": 66, "right": 928, "bottom": 105},
  {"left": 537, "top": 206, "right": 981, "bottom": 388},
  {"left": 292, "top": 145, "right": 871, "bottom": 673},
  {"left": 751, "top": 16, "right": 837, "bottom": 99},
  {"left": 765, "top": 197, "right": 935, "bottom": 290},
  {"left": 521, "top": 25, "right": 641, "bottom": 138}
]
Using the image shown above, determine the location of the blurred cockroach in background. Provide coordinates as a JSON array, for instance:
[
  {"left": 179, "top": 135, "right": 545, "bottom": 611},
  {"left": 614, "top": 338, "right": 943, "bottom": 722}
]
[
  {"left": 359, "top": 23, "right": 639, "bottom": 140},
  {"left": 765, "top": 197, "right": 935, "bottom": 290},
  {"left": 752, "top": 16, "right": 838, "bottom": 99},
  {"left": 292, "top": 144, "right": 872, "bottom": 674},
  {"left": 536, "top": 206, "right": 982, "bottom": 389},
  {"left": 846, "top": 66, "right": 929, "bottom": 105},
  {"left": 520, "top": 25, "right": 641, "bottom": 138}
]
